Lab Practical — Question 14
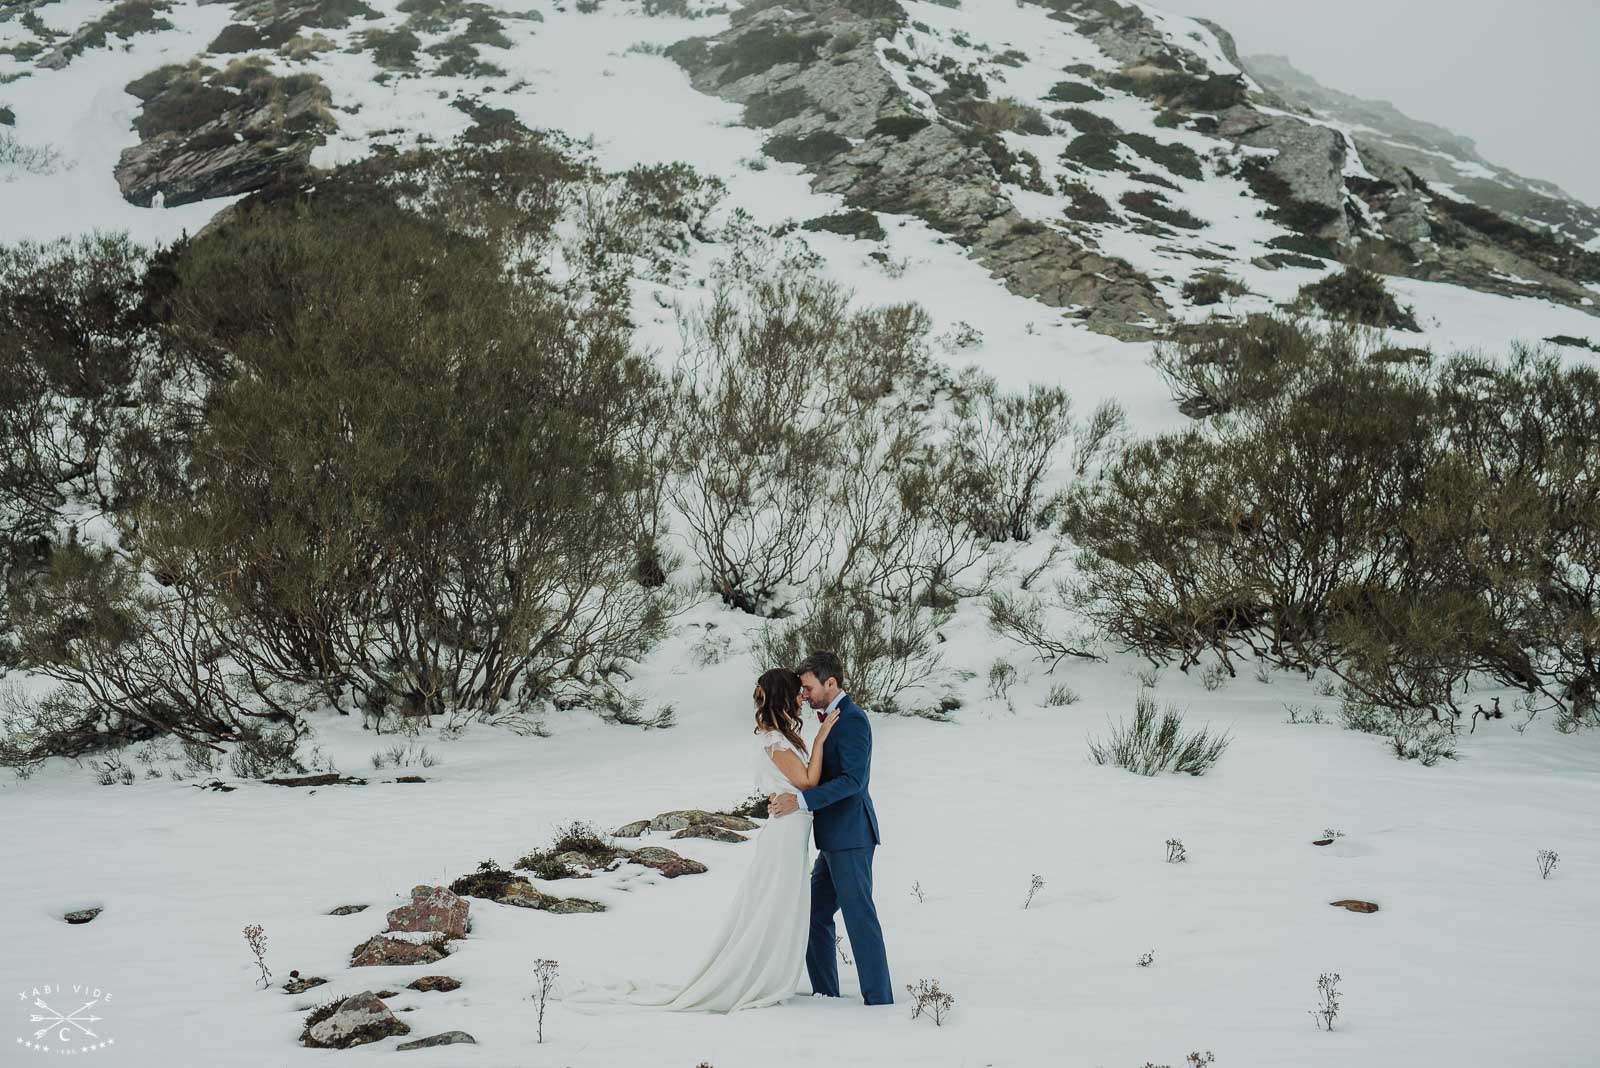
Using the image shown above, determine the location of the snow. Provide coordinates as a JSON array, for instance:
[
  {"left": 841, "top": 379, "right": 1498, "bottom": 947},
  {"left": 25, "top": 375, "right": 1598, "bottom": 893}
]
[{"left": 2, "top": 2, "right": 1599, "bottom": 1065}]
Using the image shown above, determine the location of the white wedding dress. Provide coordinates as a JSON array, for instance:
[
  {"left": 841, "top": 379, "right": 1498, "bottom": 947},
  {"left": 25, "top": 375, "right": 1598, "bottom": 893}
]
[{"left": 564, "top": 729, "right": 814, "bottom": 1013}]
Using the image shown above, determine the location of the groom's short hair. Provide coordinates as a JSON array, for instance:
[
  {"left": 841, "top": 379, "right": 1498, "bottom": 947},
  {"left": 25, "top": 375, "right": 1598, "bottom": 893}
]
[{"left": 797, "top": 650, "right": 845, "bottom": 689}]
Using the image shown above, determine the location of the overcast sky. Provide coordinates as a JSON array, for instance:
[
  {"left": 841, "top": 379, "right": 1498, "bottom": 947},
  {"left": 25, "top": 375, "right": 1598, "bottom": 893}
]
[{"left": 1151, "top": 0, "right": 1600, "bottom": 208}]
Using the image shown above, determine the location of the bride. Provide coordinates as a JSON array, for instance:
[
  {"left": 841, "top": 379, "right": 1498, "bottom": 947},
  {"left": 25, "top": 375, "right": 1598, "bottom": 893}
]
[{"left": 566, "top": 668, "right": 840, "bottom": 1013}]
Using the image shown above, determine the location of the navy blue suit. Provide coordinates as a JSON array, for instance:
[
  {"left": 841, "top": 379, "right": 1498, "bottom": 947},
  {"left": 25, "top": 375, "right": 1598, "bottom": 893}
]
[{"left": 800, "top": 694, "right": 892, "bottom": 1005}]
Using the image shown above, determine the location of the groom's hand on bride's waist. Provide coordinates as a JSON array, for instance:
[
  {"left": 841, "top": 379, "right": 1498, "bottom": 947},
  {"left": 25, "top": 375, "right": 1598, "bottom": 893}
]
[{"left": 768, "top": 792, "right": 799, "bottom": 817}]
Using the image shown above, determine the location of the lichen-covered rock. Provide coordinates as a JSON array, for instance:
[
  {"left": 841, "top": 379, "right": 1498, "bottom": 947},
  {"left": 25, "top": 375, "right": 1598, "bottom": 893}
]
[
  {"left": 1330, "top": 898, "right": 1379, "bottom": 914},
  {"left": 386, "top": 885, "right": 470, "bottom": 938},
  {"left": 114, "top": 60, "right": 334, "bottom": 208},
  {"left": 283, "top": 974, "right": 328, "bottom": 994},
  {"left": 300, "top": 990, "right": 410, "bottom": 1049},
  {"left": 407, "top": 975, "right": 462, "bottom": 993},
  {"left": 648, "top": 810, "right": 758, "bottom": 833},
  {"left": 328, "top": 904, "right": 368, "bottom": 916},
  {"left": 613, "top": 819, "right": 651, "bottom": 838},
  {"left": 1217, "top": 107, "right": 1349, "bottom": 241},
  {"left": 349, "top": 934, "right": 449, "bottom": 967},
  {"left": 665, "top": 0, "right": 1168, "bottom": 338},
  {"left": 626, "top": 846, "right": 709, "bottom": 878},
  {"left": 63, "top": 907, "right": 102, "bottom": 924},
  {"left": 396, "top": 1030, "right": 477, "bottom": 1050},
  {"left": 450, "top": 868, "right": 607, "bottom": 913},
  {"left": 672, "top": 823, "right": 748, "bottom": 844}
]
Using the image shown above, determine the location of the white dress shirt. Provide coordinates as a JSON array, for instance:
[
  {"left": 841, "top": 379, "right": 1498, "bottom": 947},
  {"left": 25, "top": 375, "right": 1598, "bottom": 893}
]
[{"left": 794, "top": 691, "right": 847, "bottom": 812}]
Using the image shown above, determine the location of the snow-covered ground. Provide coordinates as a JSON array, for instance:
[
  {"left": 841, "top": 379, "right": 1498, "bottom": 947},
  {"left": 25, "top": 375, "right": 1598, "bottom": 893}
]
[
  {"left": 3, "top": 1, "right": 1599, "bottom": 1065},
  {"left": 5, "top": 601, "right": 1598, "bottom": 1066}
]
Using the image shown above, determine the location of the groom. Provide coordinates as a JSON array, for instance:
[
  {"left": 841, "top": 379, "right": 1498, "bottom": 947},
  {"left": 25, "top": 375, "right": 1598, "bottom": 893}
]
[{"left": 767, "top": 651, "right": 893, "bottom": 1006}]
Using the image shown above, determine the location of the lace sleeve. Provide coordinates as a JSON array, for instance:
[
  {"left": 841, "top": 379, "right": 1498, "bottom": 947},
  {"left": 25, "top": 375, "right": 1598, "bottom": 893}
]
[{"left": 760, "top": 730, "right": 799, "bottom": 757}]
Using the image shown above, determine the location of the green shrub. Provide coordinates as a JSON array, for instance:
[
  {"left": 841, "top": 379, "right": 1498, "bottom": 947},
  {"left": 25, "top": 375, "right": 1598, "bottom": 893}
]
[
  {"left": 763, "top": 129, "right": 851, "bottom": 164},
  {"left": 208, "top": 23, "right": 265, "bottom": 53},
  {"left": 1051, "top": 107, "right": 1118, "bottom": 135},
  {"left": 1088, "top": 690, "right": 1231, "bottom": 775},
  {"left": 1045, "top": 80, "right": 1103, "bottom": 103},
  {"left": 743, "top": 87, "right": 812, "bottom": 127},
  {"left": 1118, "top": 132, "right": 1202, "bottom": 180},
  {"left": 1061, "top": 133, "right": 1127, "bottom": 172},
  {"left": 1119, "top": 190, "right": 1203, "bottom": 230},
  {"left": 802, "top": 210, "right": 886, "bottom": 241},
  {"left": 870, "top": 113, "right": 930, "bottom": 140},
  {"left": 1298, "top": 266, "right": 1419, "bottom": 331},
  {"left": 358, "top": 27, "right": 421, "bottom": 70},
  {"left": 1105, "top": 70, "right": 1246, "bottom": 111},
  {"left": 1058, "top": 179, "right": 1116, "bottom": 223},
  {"left": 1182, "top": 271, "right": 1247, "bottom": 306}
]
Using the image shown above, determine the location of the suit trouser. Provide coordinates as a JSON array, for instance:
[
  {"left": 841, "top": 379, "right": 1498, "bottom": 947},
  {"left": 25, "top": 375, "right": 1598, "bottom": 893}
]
[{"left": 806, "top": 846, "right": 893, "bottom": 1004}]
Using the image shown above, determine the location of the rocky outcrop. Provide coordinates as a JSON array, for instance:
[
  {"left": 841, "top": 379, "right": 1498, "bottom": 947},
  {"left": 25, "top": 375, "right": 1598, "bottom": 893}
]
[
  {"left": 386, "top": 885, "right": 470, "bottom": 939},
  {"left": 1218, "top": 107, "right": 1349, "bottom": 241},
  {"left": 300, "top": 990, "right": 410, "bottom": 1049},
  {"left": 449, "top": 867, "right": 606, "bottom": 913},
  {"left": 666, "top": 0, "right": 1168, "bottom": 339},
  {"left": 407, "top": 975, "right": 461, "bottom": 993},
  {"left": 349, "top": 933, "right": 450, "bottom": 967},
  {"left": 114, "top": 59, "right": 334, "bottom": 208},
  {"left": 396, "top": 1030, "right": 476, "bottom": 1050}
]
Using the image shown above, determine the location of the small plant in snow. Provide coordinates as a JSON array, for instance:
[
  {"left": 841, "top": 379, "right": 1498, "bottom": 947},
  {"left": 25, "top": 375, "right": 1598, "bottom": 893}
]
[
  {"left": 1023, "top": 873, "right": 1044, "bottom": 909},
  {"left": 988, "top": 659, "right": 1018, "bottom": 707},
  {"left": 1308, "top": 972, "right": 1342, "bottom": 1031},
  {"left": 1199, "top": 660, "right": 1228, "bottom": 691},
  {"left": 1536, "top": 850, "right": 1559, "bottom": 879},
  {"left": 1136, "top": 667, "right": 1159, "bottom": 689},
  {"left": 1284, "top": 703, "right": 1327, "bottom": 725},
  {"left": 243, "top": 923, "right": 271, "bottom": 988},
  {"left": 1089, "top": 690, "right": 1232, "bottom": 776},
  {"left": 1045, "top": 683, "right": 1079, "bottom": 707},
  {"left": 1187, "top": 1054, "right": 1215, "bottom": 1068},
  {"left": 911, "top": 880, "right": 926, "bottom": 903},
  {"left": 1322, "top": 828, "right": 1345, "bottom": 841},
  {"left": 937, "top": 320, "right": 984, "bottom": 351},
  {"left": 531, "top": 959, "right": 559, "bottom": 1043},
  {"left": 1165, "top": 838, "right": 1187, "bottom": 863},
  {"left": 1136, "top": 950, "right": 1155, "bottom": 967},
  {"left": 907, "top": 978, "right": 954, "bottom": 1025}
]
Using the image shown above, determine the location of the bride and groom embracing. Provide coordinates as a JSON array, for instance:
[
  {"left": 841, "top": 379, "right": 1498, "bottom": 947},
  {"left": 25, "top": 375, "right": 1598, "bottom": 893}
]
[{"left": 570, "top": 650, "right": 893, "bottom": 1014}]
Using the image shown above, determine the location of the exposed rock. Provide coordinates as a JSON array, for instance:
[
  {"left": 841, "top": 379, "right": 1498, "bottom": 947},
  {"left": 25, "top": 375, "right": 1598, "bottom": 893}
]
[
  {"left": 626, "top": 846, "right": 708, "bottom": 878},
  {"left": 672, "top": 823, "right": 748, "bottom": 844},
  {"left": 613, "top": 819, "right": 651, "bottom": 838},
  {"left": 1217, "top": 107, "right": 1348, "bottom": 241},
  {"left": 283, "top": 974, "right": 328, "bottom": 994},
  {"left": 450, "top": 868, "right": 606, "bottom": 913},
  {"left": 264, "top": 772, "right": 367, "bottom": 787},
  {"left": 1330, "top": 899, "right": 1379, "bottom": 914},
  {"left": 300, "top": 990, "right": 410, "bottom": 1049},
  {"left": 114, "top": 60, "right": 334, "bottom": 209},
  {"left": 407, "top": 975, "right": 462, "bottom": 993},
  {"left": 666, "top": 0, "right": 1168, "bottom": 338},
  {"left": 396, "top": 1030, "right": 477, "bottom": 1050},
  {"left": 328, "top": 904, "right": 368, "bottom": 916},
  {"left": 648, "top": 810, "right": 758, "bottom": 833},
  {"left": 63, "top": 907, "right": 102, "bottom": 924},
  {"left": 386, "top": 885, "right": 470, "bottom": 939},
  {"left": 349, "top": 934, "right": 450, "bottom": 967}
]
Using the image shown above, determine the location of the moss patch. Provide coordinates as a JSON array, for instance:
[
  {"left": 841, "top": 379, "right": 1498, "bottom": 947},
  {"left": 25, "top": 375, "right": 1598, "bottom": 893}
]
[
  {"left": 1045, "top": 80, "right": 1104, "bottom": 104},
  {"left": 1120, "top": 190, "right": 1204, "bottom": 230}
]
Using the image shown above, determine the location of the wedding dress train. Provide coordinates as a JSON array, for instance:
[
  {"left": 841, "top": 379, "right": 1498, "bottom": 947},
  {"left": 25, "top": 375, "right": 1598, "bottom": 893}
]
[{"left": 565, "top": 729, "right": 813, "bottom": 1013}]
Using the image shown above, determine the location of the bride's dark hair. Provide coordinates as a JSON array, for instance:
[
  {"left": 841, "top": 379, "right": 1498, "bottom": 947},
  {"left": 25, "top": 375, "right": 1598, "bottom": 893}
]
[{"left": 754, "top": 668, "right": 808, "bottom": 757}]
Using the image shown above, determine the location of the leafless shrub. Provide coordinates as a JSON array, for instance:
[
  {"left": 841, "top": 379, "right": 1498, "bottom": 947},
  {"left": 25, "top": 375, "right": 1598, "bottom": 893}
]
[
  {"left": 1536, "top": 849, "right": 1559, "bottom": 879},
  {"left": 243, "top": 923, "right": 271, "bottom": 988},
  {"left": 1023, "top": 873, "right": 1044, "bottom": 909},
  {"left": 1308, "top": 972, "right": 1342, "bottom": 1031},
  {"left": 1165, "top": 838, "right": 1186, "bottom": 863},
  {"left": 531, "top": 959, "right": 559, "bottom": 1042},
  {"left": 906, "top": 978, "right": 954, "bottom": 1025}
]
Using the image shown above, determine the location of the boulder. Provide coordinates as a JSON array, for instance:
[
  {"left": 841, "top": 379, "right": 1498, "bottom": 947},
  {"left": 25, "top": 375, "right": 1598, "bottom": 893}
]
[
  {"left": 283, "top": 974, "right": 328, "bottom": 995},
  {"left": 328, "top": 904, "right": 368, "bottom": 916},
  {"left": 626, "top": 847, "right": 708, "bottom": 878},
  {"left": 63, "top": 907, "right": 102, "bottom": 924},
  {"left": 613, "top": 819, "right": 651, "bottom": 838},
  {"left": 300, "top": 991, "right": 410, "bottom": 1049},
  {"left": 386, "top": 885, "right": 470, "bottom": 939},
  {"left": 396, "top": 1030, "right": 477, "bottom": 1050},
  {"left": 1329, "top": 899, "right": 1379, "bottom": 913},
  {"left": 407, "top": 975, "right": 461, "bottom": 993},
  {"left": 349, "top": 934, "right": 449, "bottom": 967},
  {"left": 1217, "top": 107, "right": 1349, "bottom": 241},
  {"left": 649, "top": 810, "right": 757, "bottom": 833},
  {"left": 451, "top": 868, "right": 607, "bottom": 914},
  {"left": 672, "top": 823, "right": 748, "bottom": 844}
]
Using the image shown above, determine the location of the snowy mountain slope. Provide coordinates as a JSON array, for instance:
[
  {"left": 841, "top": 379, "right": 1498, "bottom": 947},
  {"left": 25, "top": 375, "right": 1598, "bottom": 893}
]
[
  {"left": 1244, "top": 51, "right": 1600, "bottom": 249},
  {"left": 2, "top": 3, "right": 1600, "bottom": 1068}
]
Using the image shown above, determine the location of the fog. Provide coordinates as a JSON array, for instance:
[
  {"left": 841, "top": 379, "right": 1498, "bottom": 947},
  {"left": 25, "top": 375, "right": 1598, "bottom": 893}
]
[{"left": 1152, "top": 0, "right": 1600, "bottom": 209}]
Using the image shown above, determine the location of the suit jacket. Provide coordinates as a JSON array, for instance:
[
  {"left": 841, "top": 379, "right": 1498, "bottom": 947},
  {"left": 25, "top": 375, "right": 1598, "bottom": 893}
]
[{"left": 800, "top": 694, "right": 881, "bottom": 851}]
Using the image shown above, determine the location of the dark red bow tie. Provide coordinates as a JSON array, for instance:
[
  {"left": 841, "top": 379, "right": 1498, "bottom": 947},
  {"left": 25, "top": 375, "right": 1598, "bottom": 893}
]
[{"left": 817, "top": 710, "right": 827, "bottom": 724}]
